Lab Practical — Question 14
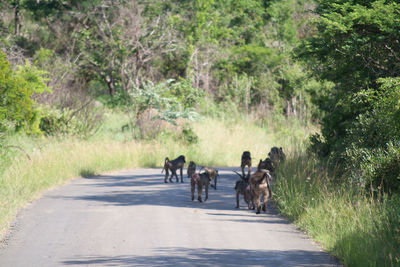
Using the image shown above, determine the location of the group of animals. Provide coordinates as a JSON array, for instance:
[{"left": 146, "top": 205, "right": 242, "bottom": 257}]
[
  {"left": 234, "top": 147, "right": 286, "bottom": 214},
  {"left": 161, "top": 147, "right": 286, "bottom": 214},
  {"left": 162, "top": 156, "right": 219, "bottom": 202}
]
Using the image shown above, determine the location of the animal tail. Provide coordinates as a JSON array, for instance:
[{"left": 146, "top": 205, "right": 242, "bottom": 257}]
[
  {"left": 233, "top": 171, "right": 245, "bottom": 180},
  {"left": 162, "top": 157, "right": 169, "bottom": 173}
]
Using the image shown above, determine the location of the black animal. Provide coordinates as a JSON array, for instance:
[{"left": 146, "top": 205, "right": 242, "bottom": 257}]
[
  {"left": 191, "top": 172, "right": 212, "bottom": 202},
  {"left": 163, "top": 155, "right": 186, "bottom": 183},
  {"left": 241, "top": 151, "right": 252, "bottom": 178},
  {"left": 234, "top": 171, "right": 254, "bottom": 209},
  {"left": 269, "top": 147, "right": 286, "bottom": 167}
]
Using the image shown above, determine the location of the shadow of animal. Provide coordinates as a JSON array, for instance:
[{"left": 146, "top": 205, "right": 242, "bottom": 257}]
[
  {"left": 241, "top": 151, "right": 252, "bottom": 177},
  {"left": 163, "top": 155, "right": 186, "bottom": 183}
]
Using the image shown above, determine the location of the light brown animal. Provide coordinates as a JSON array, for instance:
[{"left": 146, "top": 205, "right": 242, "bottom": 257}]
[
  {"left": 257, "top": 158, "right": 274, "bottom": 198},
  {"left": 249, "top": 169, "right": 272, "bottom": 214},
  {"left": 187, "top": 161, "right": 196, "bottom": 178},
  {"left": 241, "top": 151, "right": 252, "bottom": 178},
  {"left": 191, "top": 172, "right": 211, "bottom": 202},
  {"left": 204, "top": 167, "right": 219, "bottom": 190}
]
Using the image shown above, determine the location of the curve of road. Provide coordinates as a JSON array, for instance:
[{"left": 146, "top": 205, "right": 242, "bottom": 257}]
[{"left": 0, "top": 168, "right": 340, "bottom": 266}]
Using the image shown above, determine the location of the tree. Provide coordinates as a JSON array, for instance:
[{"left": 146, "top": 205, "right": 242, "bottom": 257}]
[
  {"left": 77, "top": 0, "right": 178, "bottom": 96},
  {"left": 300, "top": 0, "right": 400, "bottom": 157}
]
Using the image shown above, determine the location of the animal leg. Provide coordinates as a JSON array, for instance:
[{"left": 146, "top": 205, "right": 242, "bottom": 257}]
[
  {"left": 191, "top": 181, "right": 195, "bottom": 201},
  {"left": 197, "top": 183, "right": 203, "bottom": 202},
  {"left": 248, "top": 165, "right": 252, "bottom": 178},
  {"left": 164, "top": 169, "right": 169, "bottom": 183},
  {"left": 254, "top": 194, "right": 261, "bottom": 214},
  {"left": 180, "top": 168, "right": 183, "bottom": 183}
]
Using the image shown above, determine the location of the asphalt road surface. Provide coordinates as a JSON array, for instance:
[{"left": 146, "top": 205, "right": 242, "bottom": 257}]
[{"left": 0, "top": 168, "right": 341, "bottom": 266}]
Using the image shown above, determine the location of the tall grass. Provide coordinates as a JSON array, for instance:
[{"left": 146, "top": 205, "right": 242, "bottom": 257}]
[
  {"left": 0, "top": 114, "right": 310, "bottom": 239},
  {"left": 274, "top": 151, "right": 400, "bottom": 266}
]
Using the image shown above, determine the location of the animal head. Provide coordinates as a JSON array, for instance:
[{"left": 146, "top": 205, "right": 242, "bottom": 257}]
[
  {"left": 205, "top": 167, "right": 218, "bottom": 180},
  {"left": 178, "top": 155, "right": 186, "bottom": 163},
  {"left": 268, "top": 147, "right": 286, "bottom": 164},
  {"left": 188, "top": 161, "right": 196, "bottom": 168},
  {"left": 241, "top": 151, "right": 251, "bottom": 160},
  {"left": 258, "top": 158, "right": 274, "bottom": 172}
]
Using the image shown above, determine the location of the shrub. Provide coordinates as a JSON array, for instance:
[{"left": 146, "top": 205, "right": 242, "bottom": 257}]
[
  {"left": 39, "top": 104, "right": 103, "bottom": 138},
  {"left": 180, "top": 125, "right": 198, "bottom": 145},
  {"left": 0, "top": 52, "right": 49, "bottom": 134},
  {"left": 329, "top": 78, "right": 400, "bottom": 193}
]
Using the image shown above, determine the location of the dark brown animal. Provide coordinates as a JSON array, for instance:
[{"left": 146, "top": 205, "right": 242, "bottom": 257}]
[
  {"left": 249, "top": 169, "right": 272, "bottom": 214},
  {"left": 187, "top": 161, "right": 196, "bottom": 178},
  {"left": 234, "top": 171, "right": 254, "bottom": 209},
  {"left": 204, "top": 167, "right": 219, "bottom": 190},
  {"left": 257, "top": 158, "right": 275, "bottom": 172},
  {"left": 163, "top": 155, "right": 186, "bottom": 183},
  {"left": 269, "top": 147, "right": 286, "bottom": 167},
  {"left": 241, "top": 151, "right": 252, "bottom": 178},
  {"left": 191, "top": 172, "right": 211, "bottom": 202}
]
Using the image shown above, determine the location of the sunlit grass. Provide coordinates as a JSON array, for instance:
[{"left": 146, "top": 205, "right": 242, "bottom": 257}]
[{"left": 274, "top": 150, "right": 400, "bottom": 266}]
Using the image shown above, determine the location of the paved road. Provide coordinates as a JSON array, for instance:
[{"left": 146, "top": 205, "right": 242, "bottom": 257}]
[{"left": 0, "top": 168, "right": 340, "bottom": 266}]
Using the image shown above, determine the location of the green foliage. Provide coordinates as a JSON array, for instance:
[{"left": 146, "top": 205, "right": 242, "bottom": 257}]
[
  {"left": 0, "top": 52, "right": 49, "bottom": 134},
  {"left": 164, "top": 78, "right": 205, "bottom": 109},
  {"left": 39, "top": 104, "right": 103, "bottom": 138},
  {"left": 274, "top": 151, "right": 400, "bottom": 266},
  {"left": 335, "top": 78, "right": 400, "bottom": 193},
  {"left": 180, "top": 125, "right": 199, "bottom": 145},
  {"left": 125, "top": 80, "right": 199, "bottom": 139},
  {"left": 302, "top": 0, "right": 400, "bottom": 155},
  {"left": 302, "top": 1, "right": 400, "bottom": 193}
]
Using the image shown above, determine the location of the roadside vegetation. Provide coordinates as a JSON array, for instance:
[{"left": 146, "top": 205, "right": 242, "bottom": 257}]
[{"left": 1, "top": 0, "right": 399, "bottom": 266}]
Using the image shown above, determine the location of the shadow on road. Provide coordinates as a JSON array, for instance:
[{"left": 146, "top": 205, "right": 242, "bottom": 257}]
[
  {"left": 62, "top": 247, "right": 339, "bottom": 266},
  {"left": 53, "top": 169, "right": 264, "bottom": 214}
]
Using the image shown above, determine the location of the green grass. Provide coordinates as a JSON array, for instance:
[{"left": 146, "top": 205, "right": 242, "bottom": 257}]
[{"left": 274, "top": 151, "right": 400, "bottom": 266}]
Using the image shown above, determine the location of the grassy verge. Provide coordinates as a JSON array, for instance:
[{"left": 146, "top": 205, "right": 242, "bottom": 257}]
[
  {"left": 0, "top": 114, "right": 311, "bottom": 239},
  {"left": 274, "top": 151, "right": 400, "bottom": 266}
]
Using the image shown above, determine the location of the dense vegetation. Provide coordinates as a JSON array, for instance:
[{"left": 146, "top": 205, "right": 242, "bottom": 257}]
[{"left": 1, "top": 0, "right": 399, "bottom": 265}]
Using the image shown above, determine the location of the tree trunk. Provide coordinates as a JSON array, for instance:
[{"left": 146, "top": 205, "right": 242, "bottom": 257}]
[{"left": 13, "top": 0, "right": 21, "bottom": 36}]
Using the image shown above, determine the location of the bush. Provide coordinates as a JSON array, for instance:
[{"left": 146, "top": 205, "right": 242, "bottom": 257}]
[
  {"left": 39, "top": 104, "right": 103, "bottom": 138},
  {"left": 0, "top": 52, "right": 49, "bottom": 134},
  {"left": 327, "top": 78, "right": 400, "bottom": 194},
  {"left": 180, "top": 125, "right": 198, "bottom": 145}
]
